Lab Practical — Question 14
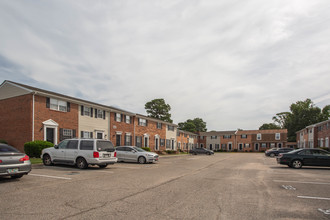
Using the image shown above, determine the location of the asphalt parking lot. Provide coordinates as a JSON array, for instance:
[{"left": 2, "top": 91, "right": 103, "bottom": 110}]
[{"left": 0, "top": 153, "right": 330, "bottom": 220}]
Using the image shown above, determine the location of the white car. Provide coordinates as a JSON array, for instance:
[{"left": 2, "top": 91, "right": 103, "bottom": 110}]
[
  {"left": 41, "top": 139, "right": 117, "bottom": 169},
  {"left": 116, "top": 146, "right": 159, "bottom": 164}
]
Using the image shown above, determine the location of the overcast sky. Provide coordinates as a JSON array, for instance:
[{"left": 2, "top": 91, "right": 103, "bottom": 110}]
[{"left": 1, "top": 0, "right": 330, "bottom": 131}]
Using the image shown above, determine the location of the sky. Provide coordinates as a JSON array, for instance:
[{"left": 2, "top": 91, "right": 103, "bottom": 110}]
[{"left": 1, "top": 0, "right": 330, "bottom": 131}]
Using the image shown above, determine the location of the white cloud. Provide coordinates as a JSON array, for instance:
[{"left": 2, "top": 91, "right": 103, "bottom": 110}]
[{"left": 1, "top": 0, "right": 330, "bottom": 130}]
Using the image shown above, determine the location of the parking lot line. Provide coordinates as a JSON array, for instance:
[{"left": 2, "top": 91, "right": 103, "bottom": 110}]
[
  {"left": 29, "top": 174, "right": 72, "bottom": 180},
  {"left": 298, "top": 196, "right": 330, "bottom": 201},
  {"left": 273, "top": 180, "right": 330, "bottom": 185}
]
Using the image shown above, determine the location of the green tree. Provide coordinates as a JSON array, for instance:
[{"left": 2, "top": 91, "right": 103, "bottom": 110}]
[
  {"left": 259, "top": 123, "right": 281, "bottom": 130},
  {"left": 178, "top": 118, "right": 207, "bottom": 132},
  {"left": 145, "top": 98, "right": 173, "bottom": 123},
  {"left": 275, "top": 99, "right": 330, "bottom": 142}
]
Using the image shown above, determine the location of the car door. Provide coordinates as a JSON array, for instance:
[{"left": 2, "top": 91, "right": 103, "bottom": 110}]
[
  {"left": 65, "top": 140, "right": 79, "bottom": 164},
  {"left": 125, "top": 147, "right": 138, "bottom": 162},
  {"left": 300, "top": 149, "right": 317, "bottom": 166},
  {"left": 312, "top": 150, "right": 330, "bottom": 166},
  {"left": 115, "top": 147, "right": 125, "bottom": 161},
  {"left": 52, "top": 140, "right": 68, "bottom": 162}
]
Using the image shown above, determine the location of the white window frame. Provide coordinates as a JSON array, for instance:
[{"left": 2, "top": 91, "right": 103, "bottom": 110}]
[
  {"left": 275, "top": 133, "right": 280, "bottom": 140},
  {"left": 97, "top": 110, "right": 104, "bottom": 118},
  {"left": 116, "top": 113, "right": 121, "bottom": 122},
  {"left": 139, "top": 118, "right": 147, "bottom": 126},
  {"left": 50, "top": 98, "right": 67, "bottom": 112},
  {"left": 257, "top": 133, "right": 262, "bottom": 140},
  {"left": 83, "top": 131, "right": 91, "bottom": 138},
  {"left": 126, "top": 115, "right": 130, "bottom": 124},
  {"left": 84, "top": 107, "right": 91, "bottom": 116}
]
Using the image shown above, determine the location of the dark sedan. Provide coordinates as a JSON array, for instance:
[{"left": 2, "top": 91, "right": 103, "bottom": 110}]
[
  {"left": 265, "top": 147, "right": 294, "bottom": 157},
  {"left": 277, "top": 148, "right": 330, "bottom": 169},
  {"left": 0, "top": 144, "right": 32, "bottom": 178},
  {"left": 189, "top": 148, "right": 214, "bottom": 155}
]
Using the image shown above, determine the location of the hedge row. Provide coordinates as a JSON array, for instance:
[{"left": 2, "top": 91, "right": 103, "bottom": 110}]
[{"left": 24, "top": 140, "right": 54, "bottom": 158}]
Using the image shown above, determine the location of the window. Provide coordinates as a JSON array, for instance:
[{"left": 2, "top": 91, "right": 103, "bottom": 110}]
[
  {"left": 211, "top": 136, "right": 217, "bottom": 139},
  {"left": 157, "top": 122, "right": 162, "bottom": 129},
  {"left": 275, "top": 133, "right": 280, "bottom": 140},
  {"left": 125, "top": 134, "right": 132, "bottom": 145},
  {"left": 97, "top": 109, "right": 104, "bottom": 118},
  {"left": 257, "top": 133, "right": 262, "bottom": 140},
  {"left": 81, "top": 131, "right": 92, "bottom": 138},
  {"left": 139, "top": 118, "right": 147, "bottom": 126},
  {"left": 50, "top": 98, "right": 67, "bottom": 112},
  {"left": 168, "top": 125, "right": 174, "bottom": 131},
  {"left": 223, "top": 135, "right": 231, "bottom": 139},
  {"left": 80, "top": 140, "right": 94, "bottom": 150},
  {"left": 60, "top": 128, "right": 76, "bottom": 141},
  {"left": 84, "top": 107, "right": 92, "bottom": 116},
  {"left": 160, "top": 139, "right": 165, "bottom": 146},
  {"left": 241, "top": 134, "right": 247, "bottom": 139},
  {"left": 58, "top": 140, "right": 69, "bottom": 149},
  {"left": 261, "top": 143, "right": 267, "bottom": 148},
  {"left": 215, "top": 144, "right": 220, "bottom": 150},
  {"left": 136, "top": 136, "right": 142, "bottom": 147},
  {"left": 126, "top": 115, "right": 131, "bottom": 124},
  {"left": 166, "top": 139, "right": 170, "bottom": 149},
  {"left": 116, "top": 113, "right": 121, "bottom": 122}
]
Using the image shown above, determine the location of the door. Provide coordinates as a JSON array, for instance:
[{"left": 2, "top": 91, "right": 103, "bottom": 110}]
[
  {"left": 52, "top": 140, "right": 68, "bottom": 162},
  {"left": 155, "top": 138, "right": 159, "bottom": 151},
  {"left": 171, "top": 140, "right": 174, "bottom": 150},
  {"left": 116, "top": 134, "right": 121, "bottom": 146},
  {"left": 300, "top": 149, "right": 316, "bottom": 166},
  {"left": 210, "top": 144, "right": 213, "bottom": 150},
  {"left": 312, "top": 150, "right": 330, "bottom": 166},
  {"left": 255, "top": 143, "right": 259, "bottom": 151},
  {"left": 46, "top": 128, "right": 55, "bottom": 143}
]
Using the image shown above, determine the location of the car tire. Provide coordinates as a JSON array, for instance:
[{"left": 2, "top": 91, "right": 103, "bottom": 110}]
[
  {"left": 11, "top": 174, "right": 23, "bottom": 179},
  {"left": 99, "top": 164, "right": 107, "bottom": 169},
  {"left": 291, "top": 160, "right": 302, "bottom": 169},
  {"left": 43, "top": 154, "right": 53, "bottom": 166},
  {"left": 76, "top": 157, "right": 88, "bottom": 169},
  {"left": 138, "top": 156, "right": 146, "bottom": 164},
  {"left": 270, "top": 153, "right": 275, "bottom": 157},
  {"left": 193, "top": 152, "right": 197, "bottom": 155}
]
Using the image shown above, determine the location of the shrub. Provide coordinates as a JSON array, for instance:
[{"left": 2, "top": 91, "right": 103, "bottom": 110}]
[
  {"left": 0, "top": 139, "right": 8, "bottom": 144},
  {"left": 141, "top": 147, "right": 151, "bottom": 152},
  {"left": 24, "top": 140, "right": 53, "bottom": 158},
  {"left": 166, "top": 150, "right": 177, "bottom": 154},
  {"left": 233, "top": 149, "right": 238, "bottom": 152}
]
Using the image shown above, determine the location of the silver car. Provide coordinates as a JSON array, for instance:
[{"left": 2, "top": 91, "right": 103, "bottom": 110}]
[
  {"left": 0, "top": 143, "right": 31, "bottom": 179},
  {"left": 41, "top": 139, "right": 117, "bottom": 169},
  {"left": 116, "top": 146, "right": 159, "bottom": 164}
]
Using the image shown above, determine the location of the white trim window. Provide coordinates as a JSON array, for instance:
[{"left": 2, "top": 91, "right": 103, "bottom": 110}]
[
  {"left": 50, "top": 98, "right": 67, "bottom": 112},
  {"left": 97, "top": 109, "right": 104, "bottom": 118},
  {"left": 257, "top": 133, "right": 262, "bottom": 140},
  {"left": 84, "top": 107, "right": 92, "bottom": 116},
  {"left": 83, "top": 131, "right": 92, "bottom": 138},
  {"left": 211, "top": 136, "right": 217, "bottom": 139},
  {"left": 126, "top": 115, "right": 131, "bottom": 124},
  {"left": 116, "top": 113, "right": 121, "bottom": 122},
  {"left": 139, "top": 118, "right": 147, "bottom": 126},
  {"left": 275, "top": 133, "right": 280, "bottom": 140}
]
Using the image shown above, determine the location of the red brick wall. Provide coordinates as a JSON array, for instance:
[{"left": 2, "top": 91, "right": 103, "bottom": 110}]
[
  {"left": 134, "top": 117, "right": 166, "bottom": 152},
  {"left": 0, "top": 94, "right": 33, "bottom": 152},
  {"left": 236, "top": 134, "right": 253, "bottom": 151},
  {"left": 34, "top": 95, "right": 78, "bottom": 143},
  {"left": 109, "top": 112, "right": 135, "bottom": 146}
]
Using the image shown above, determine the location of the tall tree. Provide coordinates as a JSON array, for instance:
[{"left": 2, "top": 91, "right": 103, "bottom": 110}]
[
  {"left": 145, "top": 98, "right": 173, "bottom": 123},
  {"left": 259, "top": 123, "right": 281, "bottom": 130},
  {"left": 275, "top": 99, "right": 330, "bottom": 142},
  {"left": 178, "top": 118, "right": 207, "bottom": 133}
]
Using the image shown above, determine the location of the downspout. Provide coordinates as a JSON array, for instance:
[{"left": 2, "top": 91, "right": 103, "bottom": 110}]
[{"left": 32, "top": 92, "right": 35, "bottom": 141}]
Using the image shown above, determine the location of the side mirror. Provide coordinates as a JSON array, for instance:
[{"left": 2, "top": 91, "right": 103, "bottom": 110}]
[
  {"left": 131, "top": 150, "right": 136, "bottom": 153},
  {"left": 54, "top": 145, "right": 59, "bottom": 149}
]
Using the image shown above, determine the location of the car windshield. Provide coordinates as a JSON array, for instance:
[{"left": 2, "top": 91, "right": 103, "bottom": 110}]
[
  {"left": 0, "top": 144, "right": 20, "bottom": 153},
  {"left": 133, "top": 147, "right": 146, "bottom": 152},
  {"left": 97, "top": 141, "right": 115, "bottom": 152}
]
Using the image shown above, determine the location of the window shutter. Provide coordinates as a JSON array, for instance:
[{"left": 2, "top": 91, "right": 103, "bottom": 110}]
[
  {"left": 124, "top": 134, "right": 127, "bottom": 145},
  {"left": 146, "top": 120, "right": 148, "bottom": 127},
  {"left": 72, "top": 129, "right": 76, "bottom": 138},
  {"left": 138, "top": 118, "right": 140, "bottom": 125},
  {"left": 91, "top": 108, "right": 93, "bottom": 117},
  {"left": 81, "top": 106, "right": 84, "bottom": 116},
  {"left": 121, "top": 114, "right": 124, "bottom": 122},
  {"left": 67, "top": 102, "right": 71, "bottom": 112},
  {"left": 90, "top": 132, "right": 93, "bottom": 138},
  {"left": 95, "top": 109, "right": 97, "bottom": 118},
  {"left": 81, "top": 131, "right": 84, "bottom": 138},
  {"left": 103, "top": 110, "right": 106, "bottom": 119},
  {"left": 135, "top": 136, "right": 138, "bottom": 147},
  {"left": 130, "top": 117, "right": 133, "bottom": 124},
  {"left": 59, "top": 128, "right": 63, "bottom": 141},
  {"left": 46, "top": 97, "right": 50, "bottom": 108},
  {"left": 114, "top": 113, "right": 116, "bottom": 121}
]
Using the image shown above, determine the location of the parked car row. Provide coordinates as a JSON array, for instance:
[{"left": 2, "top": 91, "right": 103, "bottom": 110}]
[{"left": 265, "top": 147, "right": 330, "bottom": 169}]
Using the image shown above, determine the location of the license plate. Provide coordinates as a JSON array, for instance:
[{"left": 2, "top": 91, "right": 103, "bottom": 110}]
[
  {"left": 7, "top": 168, "right": 19, "bottom": 174},
  {"left": 103, "top": 154, "right": 110, "bottom": 158}
]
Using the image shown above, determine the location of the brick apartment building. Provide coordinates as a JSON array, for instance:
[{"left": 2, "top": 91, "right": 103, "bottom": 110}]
[
  {"left": 177, "top": 130, "right": 198, "bottom": 151},
  {"left": 199, "top": 129, "right": 287, "bottom": 152},
  {"left": 296, "top": 119, "right": 330, "bottom": 149}
]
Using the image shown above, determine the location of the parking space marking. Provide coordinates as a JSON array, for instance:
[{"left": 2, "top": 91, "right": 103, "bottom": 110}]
[
  {"left": 29, "top": 174, "right": 72, "bottom": 180},
  {"left": 282, "top": 185, "right": 296, "bottom": 190},
  {"left": 95, "top": 171, "right": 114, "bottom": 174},
  {"left": 274, "top": 180, "right": 330, "bottom": 185},
  {"left": 318, "top": 209, "right": 330, "bottom": 215},
  {"left": 298, "top": 196, "right": 330, "bottom": 201}
]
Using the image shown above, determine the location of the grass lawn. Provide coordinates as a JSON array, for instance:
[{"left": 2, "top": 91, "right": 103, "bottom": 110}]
[{"left": 30, "top": 158, "right": 42, "bottom": 164}]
